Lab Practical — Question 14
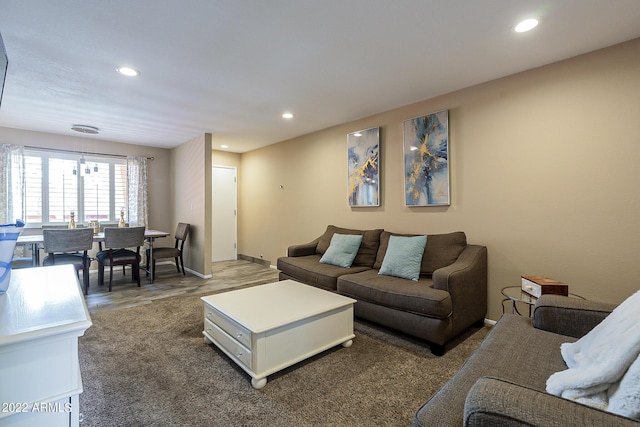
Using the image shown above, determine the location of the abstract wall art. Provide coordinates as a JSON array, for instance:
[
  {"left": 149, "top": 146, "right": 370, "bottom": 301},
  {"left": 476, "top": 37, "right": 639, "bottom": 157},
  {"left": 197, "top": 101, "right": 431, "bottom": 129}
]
[
  {"left": 348, "top": 127, "right": 380, "bottom": 207},
  {"left": 403, "top": 110, "right": 450, "bottom": 206}
]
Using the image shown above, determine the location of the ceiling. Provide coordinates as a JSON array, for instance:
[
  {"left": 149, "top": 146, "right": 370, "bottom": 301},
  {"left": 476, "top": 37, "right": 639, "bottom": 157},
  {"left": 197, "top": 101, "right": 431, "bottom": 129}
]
[{"left": 1, "top": 1, "right": 639, "bottom": 153}]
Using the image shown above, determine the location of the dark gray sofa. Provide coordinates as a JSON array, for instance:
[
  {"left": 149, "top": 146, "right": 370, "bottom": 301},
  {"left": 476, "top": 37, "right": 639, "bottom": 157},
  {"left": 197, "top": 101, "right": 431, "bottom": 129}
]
[
  {"left": 276, "top": 225, "right": 488, "bottom": 355},
  {"left": 414, "top": 295, "right": 640, "bottom": 426}
]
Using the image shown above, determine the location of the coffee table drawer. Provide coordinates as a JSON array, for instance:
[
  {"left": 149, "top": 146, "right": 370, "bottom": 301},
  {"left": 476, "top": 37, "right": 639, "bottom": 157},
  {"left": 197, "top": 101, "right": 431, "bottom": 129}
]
[
  {"left": 204, "top": 318, "right": 252, "bottom": 369},
  {"left": 204, "top": 304, "right": 252, "bottom": 349}
]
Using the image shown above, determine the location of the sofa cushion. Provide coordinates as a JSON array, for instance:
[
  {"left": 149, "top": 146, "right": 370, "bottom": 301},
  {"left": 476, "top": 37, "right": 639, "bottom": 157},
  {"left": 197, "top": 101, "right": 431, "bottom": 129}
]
[
  {"left": 316, "top": 225, "right": 383, "bottom": 268},
  {"left": 374, "top": 231, "right": 467, "bottom": 274},
  {"left": 378, "top": 235, "right": 427, "bottom": 281},
  {"left": 277, "top": 254, "right": 370, "bottom": 291},
  {"left": 337, "top": 270, "right": 452, "bottom": 318},
  {"left": 320, "top": 233, "right": 363, "bottom": 268}
]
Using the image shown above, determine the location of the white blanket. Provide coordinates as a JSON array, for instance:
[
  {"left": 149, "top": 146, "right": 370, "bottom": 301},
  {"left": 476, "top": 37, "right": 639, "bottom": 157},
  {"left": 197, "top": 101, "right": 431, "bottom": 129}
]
[{"left": 546, "top": 290, "right": 640, "bottom": 419}]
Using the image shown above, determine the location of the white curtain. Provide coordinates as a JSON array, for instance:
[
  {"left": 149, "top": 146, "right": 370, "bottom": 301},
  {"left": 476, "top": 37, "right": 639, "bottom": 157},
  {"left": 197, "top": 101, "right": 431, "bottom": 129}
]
[
  {"left": 126, "top": 156, "right": 148, "bottom": 228},
  {"left": 1, "top": 144, "right": 26, "bottom": 258},
  {"left": 0, "top": 144, "right": 25, "bottom": 224}
]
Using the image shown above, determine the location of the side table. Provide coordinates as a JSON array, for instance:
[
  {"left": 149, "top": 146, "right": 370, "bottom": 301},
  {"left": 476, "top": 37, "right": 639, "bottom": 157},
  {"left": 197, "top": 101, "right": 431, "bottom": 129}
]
[{"left": 501, "top": 286, "right": 585, "bottom": 317}]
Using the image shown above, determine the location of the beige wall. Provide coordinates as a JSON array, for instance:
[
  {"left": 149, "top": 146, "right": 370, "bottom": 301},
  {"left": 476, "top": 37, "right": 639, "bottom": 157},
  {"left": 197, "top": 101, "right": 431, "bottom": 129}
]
[
  {"left": 4, "top": 38, "right": 639, "bottom": 320},
  {"left": 0, "top": 127, "right": 173, "bottom": 235},
  {"left": 212, "top": 149, "right": 241, "bottom": 168},
  {"left": 0, "top": 127, "right": 214, "bottom": 278},
  {"left": 238, "top": 38, "right": 640, "bottom": 321},
  {"left": 171, "top": 133, "right": 212, "bottom": 277}
]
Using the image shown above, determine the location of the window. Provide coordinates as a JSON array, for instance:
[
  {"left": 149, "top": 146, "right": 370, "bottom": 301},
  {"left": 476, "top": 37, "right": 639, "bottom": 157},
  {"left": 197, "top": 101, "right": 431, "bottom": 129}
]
[
  {"left": 47, "top": 158, "right": 78, "bottom": 222},
  {"left": 24, "top": 150, "right": 128, "bottom": 225}
]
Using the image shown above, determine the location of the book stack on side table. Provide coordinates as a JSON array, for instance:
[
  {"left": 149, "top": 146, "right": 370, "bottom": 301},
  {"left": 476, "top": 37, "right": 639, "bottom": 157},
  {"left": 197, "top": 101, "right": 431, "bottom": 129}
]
[{"left": 521, "top": 275, "right": 569, "bottom": 298}]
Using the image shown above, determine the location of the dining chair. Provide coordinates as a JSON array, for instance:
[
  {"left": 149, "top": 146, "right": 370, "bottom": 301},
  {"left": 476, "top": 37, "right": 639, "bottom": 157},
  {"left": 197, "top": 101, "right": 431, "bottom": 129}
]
[
  {"left": 96, "top": 226, "right": 145, "bottom": 291},
  {"left": 42, "top": 228, "right": 95, "bottom": 295},
  {"left": 146, "top": 223, "right": 191, "bottom": 281}
]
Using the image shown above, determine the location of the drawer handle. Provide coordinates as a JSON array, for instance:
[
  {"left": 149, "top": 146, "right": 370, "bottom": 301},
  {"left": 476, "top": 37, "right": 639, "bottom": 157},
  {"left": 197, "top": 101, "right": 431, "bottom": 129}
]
[
  {"left": 236, "top": 332, "right": 243, "bottom": 339},
  {"left": 206, "top": 328, "right": 212, "bottom": 333},
  {"left": 237, "top": 352, "right": 243, "bottom": 358}
]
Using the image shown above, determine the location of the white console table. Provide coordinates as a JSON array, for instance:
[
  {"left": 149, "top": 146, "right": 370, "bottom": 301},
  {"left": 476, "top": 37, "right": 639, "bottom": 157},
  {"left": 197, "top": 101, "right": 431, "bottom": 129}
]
[{"left": 0, "top": 265, "right": 92, "bottom": 427}]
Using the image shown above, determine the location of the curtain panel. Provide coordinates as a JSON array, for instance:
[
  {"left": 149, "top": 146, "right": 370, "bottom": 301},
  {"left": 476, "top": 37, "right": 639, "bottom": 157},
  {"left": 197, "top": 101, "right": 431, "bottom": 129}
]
[
  {"left": 126, "top": 156, "right": 148, "bottom": 228},
  {"left": 1, "top": 144, "right": 26, "bottom": 258},
  {"left": 0, "top": 144, "right": 25, "bottom": 224}
]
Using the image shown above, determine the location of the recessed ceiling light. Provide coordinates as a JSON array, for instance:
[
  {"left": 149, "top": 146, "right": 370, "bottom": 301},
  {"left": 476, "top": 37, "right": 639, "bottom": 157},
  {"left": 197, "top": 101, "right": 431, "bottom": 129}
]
[
  {"left": 71, "top": 124, "right": 99, "bottom": 134},
  {"left": 282, "top": 112, "right": 294, "bottom": 119},
  {"left": 116, "top": 66, "right": 140, "bottom": 77},
  {"left": 515, "top": 18, "right": 539, "bottom": 33},
  {"left": 220, "top": 144, "right": 229, "bottom": 149}
]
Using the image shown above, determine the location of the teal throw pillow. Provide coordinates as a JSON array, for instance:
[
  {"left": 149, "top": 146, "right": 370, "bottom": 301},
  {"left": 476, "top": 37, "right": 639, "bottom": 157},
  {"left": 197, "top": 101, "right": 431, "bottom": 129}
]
[
  {"left": 319, "top": 233, "right": 363, "bottom": 268},
  {"left": 378, "top": 235, "right": 427, "bottom": 281}
]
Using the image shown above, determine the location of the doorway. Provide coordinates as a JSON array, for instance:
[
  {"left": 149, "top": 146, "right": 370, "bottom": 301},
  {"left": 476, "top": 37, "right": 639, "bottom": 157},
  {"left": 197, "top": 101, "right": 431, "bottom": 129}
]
[{"left": 212, "top": 166, "right": 237, "bottom": 261}]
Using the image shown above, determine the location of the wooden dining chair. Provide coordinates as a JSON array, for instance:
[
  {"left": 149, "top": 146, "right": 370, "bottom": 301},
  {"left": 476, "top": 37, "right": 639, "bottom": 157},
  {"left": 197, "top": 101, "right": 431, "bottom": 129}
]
[
  {"left": 96, "top": 226, "right": 145, "bottom": 291},
  {"left": 42, "top": 228, "right": 95, "bottom": 295},
  {"left": 146, "top": 223, "right": 191, "bottom": 281}
]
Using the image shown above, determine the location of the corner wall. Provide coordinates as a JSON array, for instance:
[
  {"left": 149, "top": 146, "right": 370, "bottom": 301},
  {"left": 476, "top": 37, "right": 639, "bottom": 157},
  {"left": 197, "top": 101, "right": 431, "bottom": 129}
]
[
  {"left": 238, "top": 38, "right": 640, "bottom": 321},
  {"left": 171, "top": 133, "right": 212, "bottom": 277}
]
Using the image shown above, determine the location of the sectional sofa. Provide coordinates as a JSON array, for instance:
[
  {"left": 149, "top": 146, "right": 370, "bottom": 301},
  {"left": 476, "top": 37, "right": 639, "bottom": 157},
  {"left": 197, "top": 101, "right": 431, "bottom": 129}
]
[
  {"left": 276, "top": 225, "right": 488, "bottom": 355},
  {"left": 413, "top": 295, "right": 640, "bottom": 426}
]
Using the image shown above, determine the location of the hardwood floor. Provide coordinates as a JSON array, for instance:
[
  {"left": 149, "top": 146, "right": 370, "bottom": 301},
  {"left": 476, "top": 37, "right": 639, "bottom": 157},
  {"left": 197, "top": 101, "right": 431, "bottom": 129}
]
[{"left": 84, "top": 260, "right": 279, "bottom": 314}]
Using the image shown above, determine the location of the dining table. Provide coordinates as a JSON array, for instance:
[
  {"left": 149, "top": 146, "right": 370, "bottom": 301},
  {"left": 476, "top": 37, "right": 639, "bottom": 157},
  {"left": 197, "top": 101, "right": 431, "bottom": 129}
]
[{"left": 17, "top": 229, "right": 170, "bottom": 284}]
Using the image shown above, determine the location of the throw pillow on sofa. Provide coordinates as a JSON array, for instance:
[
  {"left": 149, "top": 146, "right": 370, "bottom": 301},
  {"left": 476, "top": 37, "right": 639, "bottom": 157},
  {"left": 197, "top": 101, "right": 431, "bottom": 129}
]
[
  {"left": 374, "top": 231, "right": 466, "bottom": 275},
  {"left": 319, "top": 233, "right": 363, "bottom": 268},
  {"left": 378, "top": 235, "right": 427, "bottom": 281},
  {"left": 316, "top": 225, "right": 383, "bottom": 268}
]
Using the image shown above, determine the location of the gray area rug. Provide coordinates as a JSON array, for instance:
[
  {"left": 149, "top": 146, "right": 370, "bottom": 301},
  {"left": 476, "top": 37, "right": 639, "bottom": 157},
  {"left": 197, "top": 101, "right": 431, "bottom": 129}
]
[{"left": 79, "top": 290, "right": 489, "bottom": 426}]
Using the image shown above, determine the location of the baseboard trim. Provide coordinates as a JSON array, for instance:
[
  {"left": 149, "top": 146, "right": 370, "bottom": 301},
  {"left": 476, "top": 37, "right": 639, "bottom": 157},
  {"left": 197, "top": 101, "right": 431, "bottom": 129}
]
[
  {"left": 238, "top": 253, "right": 270, "bottom": 267},
  {"left": 148, "top": 261, "right": 212, "bottom": 280},
  {"left": 185, "top": 267, "right": 212, "bottom": 279},
  {"left": 484, "top": 318, "right": 497, "bottom": 326}
]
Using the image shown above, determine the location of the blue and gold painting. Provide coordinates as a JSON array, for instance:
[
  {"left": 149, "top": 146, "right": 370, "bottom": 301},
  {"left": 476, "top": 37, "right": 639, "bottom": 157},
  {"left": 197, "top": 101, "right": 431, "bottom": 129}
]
[
  {"left": 348, "top": 127, "right": 379, "bottom": 207},
  {"left": 403, "top": 110, "right": 449, "bottom": 206}
]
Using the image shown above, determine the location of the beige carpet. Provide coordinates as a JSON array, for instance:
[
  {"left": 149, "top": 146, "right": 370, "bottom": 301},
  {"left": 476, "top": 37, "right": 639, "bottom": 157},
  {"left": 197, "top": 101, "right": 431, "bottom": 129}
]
[{"left": 78, "top": 289, "right": 489, "bottom": 427}]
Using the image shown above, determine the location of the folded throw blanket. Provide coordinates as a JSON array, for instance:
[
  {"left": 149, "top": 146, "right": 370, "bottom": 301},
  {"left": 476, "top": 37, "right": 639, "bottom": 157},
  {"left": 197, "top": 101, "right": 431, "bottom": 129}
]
[{"left": 546, "top": 290, "right": 640, "bottom": 419}]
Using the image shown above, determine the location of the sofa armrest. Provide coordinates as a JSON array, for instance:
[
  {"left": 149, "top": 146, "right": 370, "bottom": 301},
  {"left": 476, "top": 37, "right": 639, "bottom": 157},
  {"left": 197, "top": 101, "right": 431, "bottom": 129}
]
[
  {"left": 464, "top": 377, "right": 640, "bottom": 427},
  {"left": 532, "top": 295, "right": 616, "bottom": 338},
  {"left": 286, "top": 237, "right": 320, "bottom": 257},
  {"left": 432, "top": 245, "right": 488, "bottom": 329}
]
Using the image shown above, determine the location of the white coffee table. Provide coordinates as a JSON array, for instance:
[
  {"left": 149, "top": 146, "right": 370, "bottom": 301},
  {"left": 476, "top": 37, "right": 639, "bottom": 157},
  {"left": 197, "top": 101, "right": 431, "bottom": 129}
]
[{"left": 201, "top": 279, "right": 356, "bottom": 389}]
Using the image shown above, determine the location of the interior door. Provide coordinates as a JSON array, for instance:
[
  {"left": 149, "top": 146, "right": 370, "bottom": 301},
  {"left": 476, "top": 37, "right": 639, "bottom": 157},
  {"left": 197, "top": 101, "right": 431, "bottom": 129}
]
[{"left": 212, "top": 166, "right": 237, "bottom": 261}]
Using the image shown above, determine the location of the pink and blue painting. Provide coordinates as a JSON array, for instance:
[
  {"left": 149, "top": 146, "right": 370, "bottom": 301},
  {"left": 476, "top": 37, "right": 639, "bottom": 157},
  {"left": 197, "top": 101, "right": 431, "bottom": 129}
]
[
  {"left": 403, "top": 110, "right": 449, "bottom": 206},
  {"left": 348, "top": 127, "right": 379, "bottom": 207}
]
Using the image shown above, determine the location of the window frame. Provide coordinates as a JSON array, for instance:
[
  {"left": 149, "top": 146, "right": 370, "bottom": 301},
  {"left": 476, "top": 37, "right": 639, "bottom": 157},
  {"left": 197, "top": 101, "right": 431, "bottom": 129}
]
[{"left": 23, "top": 149, "right": 127, "bottom": 227}]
